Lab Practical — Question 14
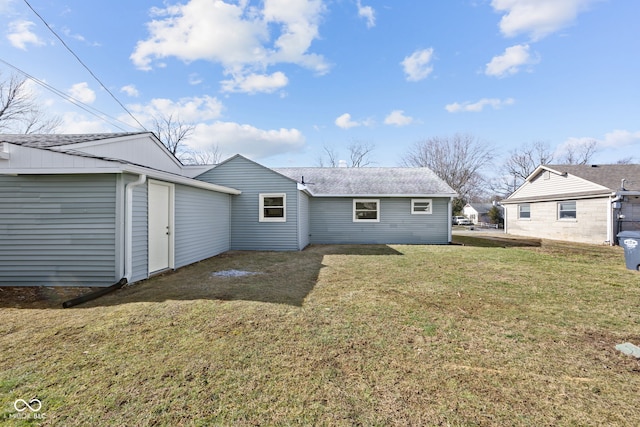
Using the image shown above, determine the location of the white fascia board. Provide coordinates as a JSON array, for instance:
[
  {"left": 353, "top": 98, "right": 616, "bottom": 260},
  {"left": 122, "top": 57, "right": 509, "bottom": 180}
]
[
  {"left": 1, "top": 163, "right": 241, "bottom": 195},
  {"left": 122, "top": 165, "right": 241, "bottom": 195},
  {"left": 311, "top": 193, "right": 458, "bottom": 198}
]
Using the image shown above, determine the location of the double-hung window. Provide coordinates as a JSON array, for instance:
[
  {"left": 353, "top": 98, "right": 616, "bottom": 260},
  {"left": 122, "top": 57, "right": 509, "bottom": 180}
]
[
  {"left": 558, "top": 201, "right": 576, "bottom": 220},
  {"left": 411, "top": 199, "right": 432, "bottom": 215},
  {"left": 518, "top": 204, "right": 530, "bottom": 219},
  {"left": 353, "top": 199, "right": 380, "bottom": 222},
  {"left": 259, "top": 193, "right": 286, "bottom": 222}
]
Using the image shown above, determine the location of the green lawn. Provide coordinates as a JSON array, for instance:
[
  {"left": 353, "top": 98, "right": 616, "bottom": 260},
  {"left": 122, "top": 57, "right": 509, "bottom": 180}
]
[{"left": 1, "top": 238, "right": 639, "bottom": 426}]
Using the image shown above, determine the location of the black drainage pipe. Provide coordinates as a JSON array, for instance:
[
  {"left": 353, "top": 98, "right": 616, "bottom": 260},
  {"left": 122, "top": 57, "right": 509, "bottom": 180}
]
[{"left": 62, "top": 278, "right": 128, "bottom": 308}]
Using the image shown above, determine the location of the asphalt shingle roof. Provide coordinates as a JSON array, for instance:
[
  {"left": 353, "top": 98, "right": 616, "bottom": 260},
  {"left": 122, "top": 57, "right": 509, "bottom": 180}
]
[
  {"left": 545, "top": 164, "right": 640, "bottom": 191},
  {"left": 0, "top": 132, "right": 147, "bottom": 148},
  {"left": 274, "top": 167, "right": 456, "bottom": 196}
]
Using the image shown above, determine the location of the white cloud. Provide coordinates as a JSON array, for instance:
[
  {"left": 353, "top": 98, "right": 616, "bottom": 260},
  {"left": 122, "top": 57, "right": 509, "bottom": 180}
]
[
  {"left": 188, "top": 73, "right": 203, "bottom": 85},
  {"left": 68, "top": 82, "right": 96, "bottom": 104},
  {"left": 120, "top": 85, "right": 139, "bottom": 97},
  {"left": 335, "top": 113, "right": 359, "bottom": 129},
  {"left": 221, "top": 71, "right": 289, "bottom": 94},
  {"left": 600, "top": 129, "right": 640, "bottom": 148},
  {"left": 7, "top": 20, "right": 44, "bottom": 50},
  {"left": 59, "top": 112, "right": 112, "bottom": 133},
  {"left": 491, "top": 0, "right": 599, "bottom": 41},
  {"left": 188, "top": 121, "right": 305, "bottom": 160},
  {"left": 445, "top": 98, "right": 515, "bottom": 113},
  {"left": 126, "top": 95, "right": 225, "bottom": 126},
  {"left": 130, "top": 0, "right": 328, "bottom": 93},
  {"left": 401, "top": 48, "right": 434, "bottom": 82},
  {"left": 357, "top": 0, "right": 375, "bottom": 28},
  {"left": 384, "top": 110, "right": 413, "bottom": 126},
  {"left": 334, "top": 113, "right": 373, "bottom": 129},
  {"left": 485, "top": 44, "right": 537, "bottom": 77}
]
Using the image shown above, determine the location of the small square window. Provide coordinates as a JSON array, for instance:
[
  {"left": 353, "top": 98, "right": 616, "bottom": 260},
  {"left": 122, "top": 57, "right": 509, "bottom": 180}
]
[
  {"left": 518, "top": 204, "right": 530, "bottom": 219},
  {"left": 353, "top": 199, "right": 379, "bottom": 222},
  {"left": 558, "top": 201, "right": 576, "bottom": 220},
  {"left": 259, "top": 193, "right": 286, "bottom": 222},
  {"left": 411, "top": 199, "right": 432, "bottom": 214}
]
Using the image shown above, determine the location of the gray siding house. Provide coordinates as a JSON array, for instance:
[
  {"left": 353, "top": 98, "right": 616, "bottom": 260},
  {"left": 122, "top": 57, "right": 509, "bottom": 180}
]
[
  {"left": 197, "top": 155, "right": 457, "bottom": 248},
  {"left": 1, "top": 133, "right": 456, "bottom": 287},
  {"left": 0, "top": 133, "right": 240, "bottom": 287},
  {"left": 502, "top": 164, "right": 640, "bottom": 245}
]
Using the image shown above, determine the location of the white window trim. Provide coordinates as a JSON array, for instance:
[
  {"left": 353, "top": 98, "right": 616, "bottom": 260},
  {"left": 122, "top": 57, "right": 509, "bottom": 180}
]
[
  {"left": 518, "top": 203, "right": 531, "bottom": 220},
  {"left": 353, "top": 199, "right": 380, "bottom": 222},
  {"left": 411, "top": 199, "right": 433, "bottom": 215},
  {"left": 557, "top": 201, "right": 577, "bottom": 221},
  {"left": 259, "top": 193, "right": 286, "bottom": 222}
]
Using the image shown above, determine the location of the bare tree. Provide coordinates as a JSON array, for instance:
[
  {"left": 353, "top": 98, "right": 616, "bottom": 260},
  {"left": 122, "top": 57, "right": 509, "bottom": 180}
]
[
  {"left": 0, "top": 73, "right": 61, "bottom": 133},
  {"left": 557, "top": 139, "right": 597, "bottom": 165},
  {"left": 491, "top": 141, "right": 554, "bottom": 197},
  {"left": 401, "top": 133, "right": 493, "bottom": 203},
  {"left": 182, "top": 146, "right": 223, "bottom": 165},
  {"left": 348, "top": 141, "right": 375, "bottom": 167},
  {"left": 317, "top": 141, "right": 376, "bottom": 167},
  {"left": 152, "top": 113, "right": 195, "bottom": 157},
  {"left": 317, "top": 145, "right": 339, "bottom": 167},
  {"left": 615, "top": 157, "right": 635, "bottom": 165}
]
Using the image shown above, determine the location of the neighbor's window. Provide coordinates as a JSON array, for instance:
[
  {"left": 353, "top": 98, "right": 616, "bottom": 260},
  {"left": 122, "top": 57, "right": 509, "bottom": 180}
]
[
  {"left": 558, "top": 201, "right": 576, "bottom": 220},
  {"left": 353, "top": 199, "right": 380, "bottom": 222},
  {"left": 259, "top": 193, "right": 286, "bottom": 222},
  {"left": 518, "top": 204, "right": 531, "bottom": 219},
  {"left": 411, "top": 199, "right": 432, "bottom": 215}
]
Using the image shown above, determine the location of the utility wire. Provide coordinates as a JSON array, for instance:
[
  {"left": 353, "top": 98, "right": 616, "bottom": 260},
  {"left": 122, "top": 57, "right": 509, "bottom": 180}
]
[
  {"left": 0, "top": 57, "right": 132, "bottom": 132},
  {"left": 22, "top": 0, "right": 148, "bottom": 131}
]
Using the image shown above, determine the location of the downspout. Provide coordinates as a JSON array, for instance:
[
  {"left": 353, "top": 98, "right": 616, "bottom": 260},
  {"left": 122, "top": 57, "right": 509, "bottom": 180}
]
[
  {"left": 62, "top": 174, "right": 146, "bottom": 308},
  {"left": 447, "top": 197, "right": 453, "bottom": 243},
  {"left": 124, "top": 174, "right": 147, "bottom": 281}
]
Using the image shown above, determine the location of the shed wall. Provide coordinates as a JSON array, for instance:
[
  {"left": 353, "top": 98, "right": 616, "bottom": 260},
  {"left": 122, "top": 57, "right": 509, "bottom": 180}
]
[
  {"left": 309, "top": 197, "right": 450, "bottom": 244},
  {"left": 0, "top": 174, "right": 118, "bottom": 286},
  {"left": 174, "top": 184, "right": 231, "bottom": 267}
]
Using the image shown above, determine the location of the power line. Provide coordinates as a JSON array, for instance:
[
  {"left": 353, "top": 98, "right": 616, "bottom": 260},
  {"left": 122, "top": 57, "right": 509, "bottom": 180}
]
[
  {"left": 0, "top": 57, "right": 133, "bottom": 132},
  {"left": 22, "top": 0, "right": 147, "bottom": 131}
]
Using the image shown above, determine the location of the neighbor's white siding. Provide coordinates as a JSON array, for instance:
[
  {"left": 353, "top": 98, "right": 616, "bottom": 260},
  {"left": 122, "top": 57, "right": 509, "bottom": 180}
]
[{"left": 512, "top": 170, "right": 607, "bottom": 199}]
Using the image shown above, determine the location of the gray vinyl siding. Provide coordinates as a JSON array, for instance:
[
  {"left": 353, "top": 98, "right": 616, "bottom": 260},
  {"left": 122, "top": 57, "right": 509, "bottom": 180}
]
[
  {"left": 0, "top": 174, "right": 118, "bottom": 286},
  {"left": 174, "top": 184, "right": 231, "bottom": 267},
  {"left": 130, "top": 181, "right": 148, "bottom": 283},
  {"left": 309, "top": 197, "right": 450, "bottom": 244},
  {"left": 298, "top": 191, "right": 310, "bottom": 250},
  {"left": 198, "top": 156, "right": 300, "bottom": 251}
]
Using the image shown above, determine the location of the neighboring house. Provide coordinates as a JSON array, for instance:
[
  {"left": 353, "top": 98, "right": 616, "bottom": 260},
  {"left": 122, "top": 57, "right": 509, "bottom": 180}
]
[
  {"left": 0, "top": 133, "right": 240, "bottom": 287},
  {"left": 462, "top": 203, "right": 502, "bottom": 225},
  {"left": 0, "top": 133, "right": 457, "bottom": 287},
  {"left": 501, "top": 164, "right": 640, "bottom": 245},
  {"left": 197, "top": 155, "right": 457, "bottom": 248}
]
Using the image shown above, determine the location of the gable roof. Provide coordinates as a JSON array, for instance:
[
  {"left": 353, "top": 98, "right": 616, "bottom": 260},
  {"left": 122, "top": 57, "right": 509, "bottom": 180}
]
[
  {"left": 465, "top": 203, "right": 499, "bottom": 213},
  {"left": 542, "top": 164, "right": 640, "bottom": 191},
  {"left": 273, "top": 166, "right": 456, "bottom": 197}
]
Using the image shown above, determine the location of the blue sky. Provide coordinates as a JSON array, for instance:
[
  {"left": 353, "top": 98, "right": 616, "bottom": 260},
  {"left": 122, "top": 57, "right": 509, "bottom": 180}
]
[{"left": 1, "top": 0, "right": 638, "bottom": 171}]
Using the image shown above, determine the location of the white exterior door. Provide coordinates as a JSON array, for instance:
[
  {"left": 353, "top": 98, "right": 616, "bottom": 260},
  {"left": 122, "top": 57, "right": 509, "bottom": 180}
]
[{"left": 148, "top": 180, "right": 173, "bottom": 273}]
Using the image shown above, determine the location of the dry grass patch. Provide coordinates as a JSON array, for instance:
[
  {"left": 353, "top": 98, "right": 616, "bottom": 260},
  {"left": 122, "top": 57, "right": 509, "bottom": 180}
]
[{"left": 1, "top": 241, "right": 639, "bottom": 426}]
